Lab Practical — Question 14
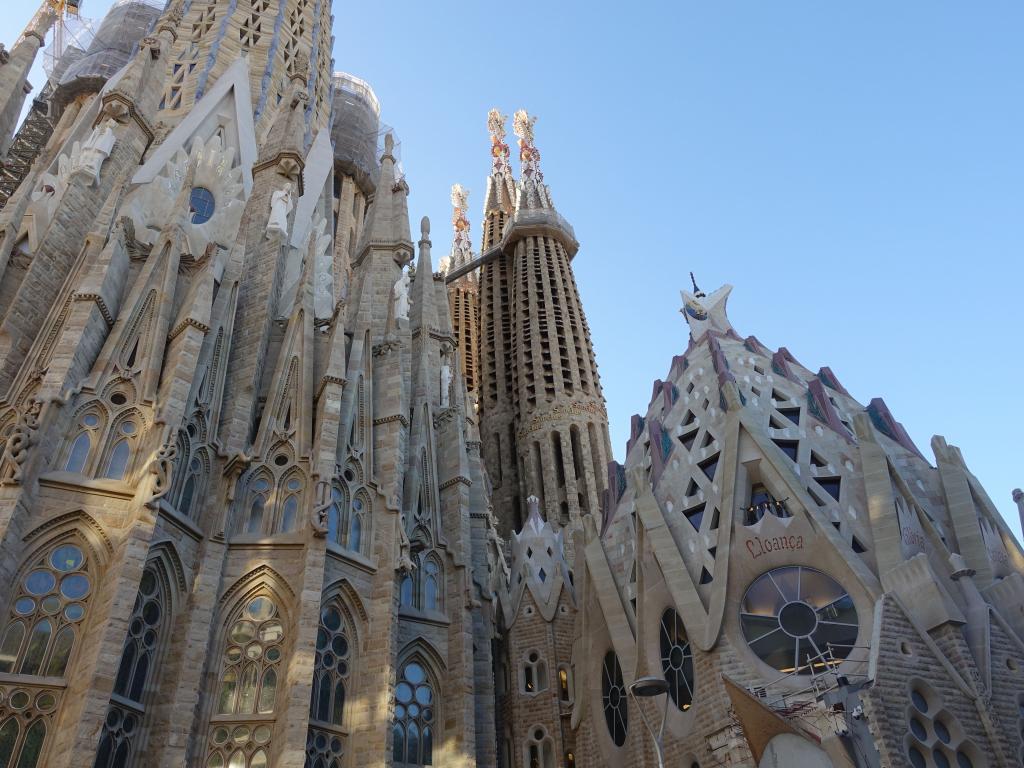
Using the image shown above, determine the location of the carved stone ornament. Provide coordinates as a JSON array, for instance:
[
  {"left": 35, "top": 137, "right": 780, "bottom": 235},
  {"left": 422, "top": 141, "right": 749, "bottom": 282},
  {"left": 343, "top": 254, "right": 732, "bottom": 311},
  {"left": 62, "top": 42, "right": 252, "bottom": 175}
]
[
  {"left": 0, "top": 44, "right": 9, "bottom": 66},
  {"left": 146, "top": 436, "right": 178, "bottom": 507},
  {"left": 487, "top": 109, "right": 511, "bottom": 177},
  {"left": 0, "top": 399, "right": 42, "bottom": 486},
  {"left": 513, "top": 109, "right": 542, "bottom": 181},
  {"left": 311, "top": 479, "right": 331, "bottom": 538},
  {"left": 71, "top": 120, "right": 117, "bottom": 186},
  {"left": 392, "top": 269, "right": 411, "bottom": 321},
  {"left": 267, "top": 185, "right": 294, "bottom": 238}
]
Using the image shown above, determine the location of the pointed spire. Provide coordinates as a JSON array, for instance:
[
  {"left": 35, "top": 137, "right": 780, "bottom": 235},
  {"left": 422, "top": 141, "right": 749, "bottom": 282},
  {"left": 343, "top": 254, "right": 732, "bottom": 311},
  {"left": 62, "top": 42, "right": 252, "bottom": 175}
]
[
  {"left": 443, "top": 184, "right": 474, "bottom": 274},
  {"left": 513, "top": 109, "right": 543, "bottom": 182},
  {"left": 481, "top": 109, "right": 515, "bottom": 234},
  {"left": 257, "top": 58, "right": 309, "bottom": 190},
  {"left": 410, "top": 216, "right": 437, "bottom": 332},
  {"left": 354, "top": 133, "right": 412, "bottom": 264},
  {"left": 508, "top": 494, "right": 575, "bottom": 621}
]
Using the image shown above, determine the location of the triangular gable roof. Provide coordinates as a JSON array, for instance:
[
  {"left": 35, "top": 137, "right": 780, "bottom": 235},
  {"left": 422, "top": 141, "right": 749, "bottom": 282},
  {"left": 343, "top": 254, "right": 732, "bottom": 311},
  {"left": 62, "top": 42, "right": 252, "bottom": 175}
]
[{"left": 132, "top": 57, "right": 257, "bottom": 196}]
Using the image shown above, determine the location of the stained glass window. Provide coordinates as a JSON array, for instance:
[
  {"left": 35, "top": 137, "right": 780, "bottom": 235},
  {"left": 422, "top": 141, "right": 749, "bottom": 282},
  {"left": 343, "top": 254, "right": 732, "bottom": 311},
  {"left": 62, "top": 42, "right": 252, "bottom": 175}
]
[
  {"left": 392, "top": 661, "right": 434, "bottom": 766},
  {"left": 190, "top": 187, "right": 216, "bottom": 225}
]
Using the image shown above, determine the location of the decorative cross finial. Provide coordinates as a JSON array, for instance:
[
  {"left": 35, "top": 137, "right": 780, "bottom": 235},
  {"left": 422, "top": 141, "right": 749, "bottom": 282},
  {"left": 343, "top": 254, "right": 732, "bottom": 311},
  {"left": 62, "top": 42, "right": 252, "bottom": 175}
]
[
  {"left": 689, "top": 271, "right": 705, "bottom": 298},
  {"left": 487, "top": 108, "right": 511, "bottom": 177},
  {"left": 513, "top": 109, "right": 543, "bottom": 182},
  {"left": 450, "top": 184, "right": 472, "bottom": 269}
]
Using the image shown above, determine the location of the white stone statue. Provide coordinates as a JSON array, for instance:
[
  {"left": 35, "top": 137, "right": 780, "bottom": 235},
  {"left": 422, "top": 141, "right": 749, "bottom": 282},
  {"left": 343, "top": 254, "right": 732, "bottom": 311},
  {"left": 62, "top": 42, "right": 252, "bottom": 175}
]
[
  {"left": 393, "top": 269, "right": 410, "bottom": 322},
  {"left": 267, "top": 185, "right": 293, "bottom": 238},
  {"left": 71, "top": 120, "right": 117, "bottom": 185},
  {"left": 440, "top": 360, "right": 452, "bottom": 408}
]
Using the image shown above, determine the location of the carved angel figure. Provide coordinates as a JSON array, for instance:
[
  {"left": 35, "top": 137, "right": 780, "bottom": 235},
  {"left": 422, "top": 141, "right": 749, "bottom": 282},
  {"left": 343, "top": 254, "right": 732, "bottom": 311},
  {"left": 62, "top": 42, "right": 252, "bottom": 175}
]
[
  {"left": 392, "top": 269, "right": 411, "bottom": 321},
  {"left": 440, "top": 361, "right": 452, "bottom": 408},
  {"left": 267, "top": 185, "right": 294, "bottom": 238},
  {"left": 72, "top": 120, "right": 117, "bottom": 185}
]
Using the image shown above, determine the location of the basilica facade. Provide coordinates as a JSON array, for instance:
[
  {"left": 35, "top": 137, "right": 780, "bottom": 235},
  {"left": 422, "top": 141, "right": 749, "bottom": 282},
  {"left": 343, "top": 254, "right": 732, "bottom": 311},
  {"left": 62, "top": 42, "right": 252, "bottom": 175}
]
[{"left": 0, "top": 2, "right": 1021, "bottom": 768}]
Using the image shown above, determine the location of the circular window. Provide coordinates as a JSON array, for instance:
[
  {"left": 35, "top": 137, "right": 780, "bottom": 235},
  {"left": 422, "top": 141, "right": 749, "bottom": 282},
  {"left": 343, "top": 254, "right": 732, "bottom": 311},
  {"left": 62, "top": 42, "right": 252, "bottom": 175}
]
[
  {"left": 740, "top": 566, "right": 859, "bottom": 674},
  {"left": 660, "top": 608, "right": 695, "bottom": 711},
  {"left": 190, "top": 187, "right": 216, "bottom": 225},
  {"left": 601, "top": 651, "right": 628, "bottom": 747}
]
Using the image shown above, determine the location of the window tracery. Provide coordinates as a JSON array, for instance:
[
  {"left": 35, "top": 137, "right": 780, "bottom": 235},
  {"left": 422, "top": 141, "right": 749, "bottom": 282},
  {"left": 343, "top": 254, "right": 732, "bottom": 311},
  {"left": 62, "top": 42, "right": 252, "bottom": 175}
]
[
  {"left": 739, "top": 566, "right": 858, "bottom": 675},
  {"left": 397, "top": 551, "right": 444, "bottom": 613},
  {"left": 391, "top": 660, "right": 435, "bottom": 766},
  {"left": 93, "top": 563, "right": 172, "bottom": 768},
  {"left": 660, "top": 609, "right": 694, "bottom": 711},
  {"left": 522, "top": 651, "right": 548, "bottom": 694},
  {"left": 325, "top": 467, "right": 369, "bottom": 555},
  {"left": 234, "top": 464, "right": 307, "bottom": 536},
  {"left": 524, "top": 725, "right": 555, "bottom": 768},
  {"left": 207, "top": 596, "right": 285, "bottom": 768},
  {"left": 601, "top": 651, "right": 627, "bottom": 747},
  {"left": 305, "top": 602, "right": 351, "bottom": 768},
  {"left": 0, "top": 541, "right": 92, "bottom": 768}
]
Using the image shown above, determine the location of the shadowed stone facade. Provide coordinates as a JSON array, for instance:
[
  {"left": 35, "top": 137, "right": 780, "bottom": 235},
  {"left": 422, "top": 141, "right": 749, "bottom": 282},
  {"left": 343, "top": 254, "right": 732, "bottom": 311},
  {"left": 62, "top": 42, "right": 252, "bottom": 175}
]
[{"left": 0, "top": 2, "right": 1020, "bottom": 767}]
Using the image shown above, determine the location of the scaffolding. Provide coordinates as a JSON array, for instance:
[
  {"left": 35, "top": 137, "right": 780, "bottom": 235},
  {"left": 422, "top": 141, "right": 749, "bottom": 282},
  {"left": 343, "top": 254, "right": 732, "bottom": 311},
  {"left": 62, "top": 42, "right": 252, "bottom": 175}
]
[{"left": 0, "top": 0, "right": 162, "bottom": 208}]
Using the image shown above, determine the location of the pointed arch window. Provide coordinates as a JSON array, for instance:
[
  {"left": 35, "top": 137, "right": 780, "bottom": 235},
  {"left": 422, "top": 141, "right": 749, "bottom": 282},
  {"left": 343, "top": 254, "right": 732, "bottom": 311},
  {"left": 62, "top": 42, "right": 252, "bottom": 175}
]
[
  {"left": 279, "top": 476, "right": 303, "bottom": 533},
  {"left": 398, "top": 552, "right": 444, "bottom": 614},
  {"left": 305, "top": 602, "right": 351, "bottom": 767},
  {"left": 524, "top": 725, "right": 556, "bottom": 768},
  {"left": 392, "top": 660, "right": 435, "bottom": 766},
  {"left": 522, "top": 651, "right": 548, "bottom": 694},
  {"left": 172, "top": 421, "right": 207, "bottom": 520},
  {"left": 64, "top": 413, "right": 101, "bottom": 474},
  {"left": 94, "top": 563, "right": 171, "bottom": 768},
  {"left": 242, "top": 478, "right": 271, "bottom": 535},
  {"left": 0, "top": 716, "right": 46, "bottom": 768},
  {"left": 208, "top": 596, "right": 285, "bottom": 768},
  {"left": 0, "top": 542, "right": 91, "bottom": 677}
]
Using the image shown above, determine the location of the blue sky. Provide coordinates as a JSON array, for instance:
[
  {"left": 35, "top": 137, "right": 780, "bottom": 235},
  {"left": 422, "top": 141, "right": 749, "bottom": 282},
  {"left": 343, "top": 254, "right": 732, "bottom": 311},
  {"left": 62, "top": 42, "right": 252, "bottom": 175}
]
[{"left": 12, "top": 1, "right": 1023, "bottom": 535}]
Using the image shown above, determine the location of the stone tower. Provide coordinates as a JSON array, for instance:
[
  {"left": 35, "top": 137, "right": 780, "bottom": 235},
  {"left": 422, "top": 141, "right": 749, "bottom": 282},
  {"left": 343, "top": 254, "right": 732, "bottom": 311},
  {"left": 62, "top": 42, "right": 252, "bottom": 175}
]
[
  {"left": 477, "top": 109, "right": 611, "bottom": 537},
  {"left": 0, "top": 0, "right": 505, "bottom": 765},
  {"left": 0, "top": 2, "right": 58, "bottom": 162},
  {"left": 0, "top": 0, "right": 162, "bottom": 209},
  {"left": 441, "top": 183, "right": 480, "bottom": 395},
  {"left": 497, "top": 495, "right": 578, "bottom": 768}
]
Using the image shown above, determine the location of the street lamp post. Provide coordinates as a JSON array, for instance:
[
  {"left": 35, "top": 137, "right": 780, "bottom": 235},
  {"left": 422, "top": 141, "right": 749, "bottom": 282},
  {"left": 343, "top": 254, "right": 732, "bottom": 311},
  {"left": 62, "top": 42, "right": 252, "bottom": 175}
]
[{"left": 628, "top": 675, "right": 670, "bottom": 768}]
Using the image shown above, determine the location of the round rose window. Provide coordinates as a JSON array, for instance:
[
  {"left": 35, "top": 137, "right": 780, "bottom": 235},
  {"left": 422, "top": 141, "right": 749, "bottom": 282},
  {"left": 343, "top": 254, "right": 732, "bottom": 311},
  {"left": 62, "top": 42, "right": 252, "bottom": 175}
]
[{"left": 740, "top": 565, "right": 858, "bottom": 674}]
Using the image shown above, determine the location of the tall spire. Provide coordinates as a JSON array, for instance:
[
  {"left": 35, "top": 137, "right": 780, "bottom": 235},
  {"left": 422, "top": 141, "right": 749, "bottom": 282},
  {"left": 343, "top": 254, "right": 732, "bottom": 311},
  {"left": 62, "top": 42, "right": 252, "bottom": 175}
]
[
  {"left": 513, "top": 109, "right": 542, "bottom": 182},
  {"left": 447, "top": 183, "right": 474, "bottom": 273}
]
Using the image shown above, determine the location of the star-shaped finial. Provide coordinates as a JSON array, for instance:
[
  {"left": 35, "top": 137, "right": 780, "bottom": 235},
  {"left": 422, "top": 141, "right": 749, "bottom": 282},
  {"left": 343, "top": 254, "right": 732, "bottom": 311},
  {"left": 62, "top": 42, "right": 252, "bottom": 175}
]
[{"left": 680, "top": 283, "right": 734, "bottom": 339}]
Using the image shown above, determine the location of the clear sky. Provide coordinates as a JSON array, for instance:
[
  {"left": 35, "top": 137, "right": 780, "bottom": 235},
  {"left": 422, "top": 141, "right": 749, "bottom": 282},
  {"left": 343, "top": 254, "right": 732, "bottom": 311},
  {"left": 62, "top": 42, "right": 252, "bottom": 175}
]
[{"left": 11, "top": 1, "right": 1023, "bottom": 536}]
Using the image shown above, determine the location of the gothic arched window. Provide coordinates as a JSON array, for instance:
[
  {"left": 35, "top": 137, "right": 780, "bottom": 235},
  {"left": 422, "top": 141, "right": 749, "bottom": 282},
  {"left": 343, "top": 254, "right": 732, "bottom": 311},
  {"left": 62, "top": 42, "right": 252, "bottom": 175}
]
[
  {"left": 94, "top": 563, "right": 171, "bottom": 768},
  {"left": 101, "top": 412, "right": 141, "bottom": 482},
  {"left": 279, "top": 475, "right": 303, "bottom": 532},
  {"left": 243, "top": 477, "right": 271, "bottom": 535},
  {"left": 601, "top": 651, "right": 627, "bottom": 747},
  {"left": 64, "top": 412, "right": 101, "bottom": 473},
  {"left": 524, "top": 725, "right": 555, "bottom": 768},
  {"left": 305, "top": 602, "right": 351, "bottom": 768},
  {"left": 310, "top": 605, "right": 350, "bottom": 727},
  {"left": 522, "top": 651, "right": 548, "bottom": 694},
  {"left": 660, "top": 608, "right": 695, "bottom": 711},
  {"left": 0, "top": 542, "right": 91, "bottom": 677},
  {"left": 0, "top": 541, "right": 92, "bottom": 768},
  {"left": 398, "top": 553, "right": 444, "bottom": 614},
  {"left": 392, "top": 660, "right": 435, "bottom": 766},
  {"left": 207, "top": 595, "right": 285, "bottom": 768}
]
